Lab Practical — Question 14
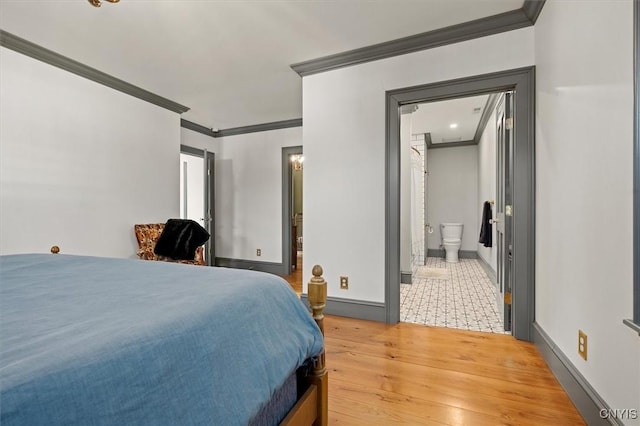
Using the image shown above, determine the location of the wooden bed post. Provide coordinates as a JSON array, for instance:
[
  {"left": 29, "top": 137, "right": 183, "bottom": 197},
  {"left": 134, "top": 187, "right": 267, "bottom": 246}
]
[{"left": 307, "top": 265, "right": 328, "bottom": 426}]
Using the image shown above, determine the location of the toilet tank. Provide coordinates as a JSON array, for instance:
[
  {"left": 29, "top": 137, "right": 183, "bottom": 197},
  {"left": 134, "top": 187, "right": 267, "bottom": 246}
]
[{"left": 441, "top": 223, "right": 463, "bottom": 240}]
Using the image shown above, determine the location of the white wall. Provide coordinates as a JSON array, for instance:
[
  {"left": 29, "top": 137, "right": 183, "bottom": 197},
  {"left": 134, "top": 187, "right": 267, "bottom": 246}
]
[
  {"left": 477, "top": 107, "right": 497, "bottom": 271},
  {"left": 535, "top": 1, "right": 640, "bottom": 422},
  {"left": 426, "top": 146, "right": 478, "bottom": 252},
  {"left": 211, "top": 127, "right": 302, "bottom": 263},
  {"left": 0, "top": 47, "right": 180, "bottom": 258},
  {"left": 181, "top": 126, "right": 301, "bottom": 265},
  {"left": 303, "top": 27, "right": 534, "bottom": 302}
]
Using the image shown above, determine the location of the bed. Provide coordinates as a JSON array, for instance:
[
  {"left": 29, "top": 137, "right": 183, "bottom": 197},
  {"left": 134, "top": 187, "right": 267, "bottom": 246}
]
[{"left": 0, "top": 251, "right": 328, "bottom": 425}]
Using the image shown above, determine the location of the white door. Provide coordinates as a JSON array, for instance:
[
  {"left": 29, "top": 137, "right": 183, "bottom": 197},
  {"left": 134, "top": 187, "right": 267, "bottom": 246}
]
[
  {"left": 180, "top": 150, "right": 215, "bottom": 265},
  {"left": 495, "top": 92, "right": 514, "bottom": 332},
  {"left": 180, "top": 153, "right": 205, "bottom": 228},
  {"left": 423, "top": 136, "right": 429, "bottom": 265}
]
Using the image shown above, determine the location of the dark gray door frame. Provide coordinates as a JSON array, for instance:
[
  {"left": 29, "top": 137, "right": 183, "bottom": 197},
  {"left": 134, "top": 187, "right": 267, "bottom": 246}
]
[
  {"left": 385, "top": 66, "right": 535, "bottom": 341},
  {"left": 205, "top": 151, "right": 215, "bottom": 266},
  {"left": 282, "top": 146, "right": 303, "bottom": 275},
  {"left": 627, "top": 0, "right": 640, "bottom": 333},
  {"left": 179, "top": 145, "right": 215, "bottom": 266}
]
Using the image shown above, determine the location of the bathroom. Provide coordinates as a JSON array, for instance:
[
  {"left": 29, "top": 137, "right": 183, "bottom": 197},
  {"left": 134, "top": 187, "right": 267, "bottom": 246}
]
[{"left": 399, "top": 93, "right": 507, "bottom": 334}]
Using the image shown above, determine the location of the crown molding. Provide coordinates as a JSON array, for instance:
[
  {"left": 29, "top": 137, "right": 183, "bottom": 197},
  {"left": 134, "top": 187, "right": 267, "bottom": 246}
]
[
  {"left": 522, "top": 0, "right": 547, "bottom": 24},
  {"left": 215, "top": 118, "right": 302, "bottom": 137},
  {"left": 0, "top": 30, "right": 189, "bottom": 114},
  {"left": 291, "top": 2, "right": 546, "bottom": 77},
  {"left": 424, "top": 132, "right": 476, "bottom": 149},
  {"left": 181, "top": 119, "right": 219, "bottom": 138},
  {"left": 473, "top": 93, "right": 500, "bottom": 143},
  {"left": 181, "top": 118, "right": 302, "bottom": 139}
]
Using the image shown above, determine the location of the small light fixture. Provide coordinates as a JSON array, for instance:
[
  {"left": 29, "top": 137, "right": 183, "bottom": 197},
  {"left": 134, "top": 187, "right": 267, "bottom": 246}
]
[
  {"left": 449, "top": 123, "right": 458, "bottom": 129},
  {"left": 291, "top": 154, "right": 304, "bottom": 170},
  {"left": 88, "top": 0, "right": 120, "bottom": 7}
]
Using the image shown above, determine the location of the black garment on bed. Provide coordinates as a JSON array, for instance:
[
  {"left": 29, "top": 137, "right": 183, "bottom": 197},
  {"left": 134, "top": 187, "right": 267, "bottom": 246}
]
[
  {"left": 478, "top": 201, "right": 493, "bottom": 248},
  {"left": 154, "top": 219, "right": 210, "bottom": 260}
]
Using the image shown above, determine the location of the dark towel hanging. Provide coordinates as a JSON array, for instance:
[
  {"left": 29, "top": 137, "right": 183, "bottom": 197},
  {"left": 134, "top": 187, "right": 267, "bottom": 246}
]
[{"left": 479, "top": 201, "right": 493, "bottom": 248}]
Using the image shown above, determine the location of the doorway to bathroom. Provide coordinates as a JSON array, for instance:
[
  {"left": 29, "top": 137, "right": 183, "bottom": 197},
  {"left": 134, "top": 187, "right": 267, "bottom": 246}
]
[
  {"left": 399, "top": 92, "right": 510, "bottom": 335},
  {"left": 385, "top": 67, "right": 535, "bottom": 341}
]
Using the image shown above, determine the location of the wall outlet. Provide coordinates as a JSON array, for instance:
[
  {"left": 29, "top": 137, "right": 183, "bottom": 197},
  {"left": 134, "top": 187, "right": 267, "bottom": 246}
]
[
  {"left": 256, "top": 249, "right": 261, "bottom": 256},
  {"left": 340, "top": 276, "right": 349, "bottom": 290},
  {"left": 578, "top": 330, "right": 588, "bottom": 360}
]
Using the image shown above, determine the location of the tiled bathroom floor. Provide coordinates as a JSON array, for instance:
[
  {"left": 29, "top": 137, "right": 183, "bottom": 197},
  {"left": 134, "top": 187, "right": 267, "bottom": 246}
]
[{"left": 400, "top": 257, "right": 509, "bottom": 334}]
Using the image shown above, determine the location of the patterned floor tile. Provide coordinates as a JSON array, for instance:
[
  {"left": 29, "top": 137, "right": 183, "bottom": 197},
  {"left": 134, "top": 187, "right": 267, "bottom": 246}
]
[{"left": 400, "top": 257, "right": 509, "bottom": 334}]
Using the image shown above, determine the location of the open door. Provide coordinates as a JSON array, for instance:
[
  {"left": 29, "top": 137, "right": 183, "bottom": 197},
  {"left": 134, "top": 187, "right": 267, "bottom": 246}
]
[
  {"left": 495, "top": 92, "right": 514, "bottom": 332},
  {"left": 204, "top": 150, "right": 215, "bottom": 266},
  {"left": 423, "top": 135, "right": 430, "bottom": 266},
  {"left": 180, "top": 146, "right": 215, "bottom": 266}
]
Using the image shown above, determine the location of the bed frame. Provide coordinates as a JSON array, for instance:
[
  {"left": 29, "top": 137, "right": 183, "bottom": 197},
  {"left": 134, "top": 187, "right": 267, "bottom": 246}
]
[
  {"left": 50, "top": 246, "right": 328, "bottom": 425},
  {"left": 280, "top": 264, "right": 328, "bottom": 426}
]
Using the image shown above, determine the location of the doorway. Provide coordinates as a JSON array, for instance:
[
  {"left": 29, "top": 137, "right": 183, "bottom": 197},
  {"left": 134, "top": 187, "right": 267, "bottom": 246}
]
[
  {"left": 179, "top": 145, "right": 215, "bottom": 266},
  {"left": 399, "top": 92, "right": 510, "bottom": 334},
  {"left": 385, "top": 67, "right": 535, "bottom": 341},
  {"left": 291, "top": 154, "right": 303, "bottom": 271},
  {"left": 282, "top": 146, "right": 303, "bottom": 276}
]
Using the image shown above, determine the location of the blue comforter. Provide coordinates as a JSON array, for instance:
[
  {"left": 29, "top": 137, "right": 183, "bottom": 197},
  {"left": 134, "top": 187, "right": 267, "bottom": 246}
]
[{"left": 0, "top": 254, "right": 323, "bottom": 425}]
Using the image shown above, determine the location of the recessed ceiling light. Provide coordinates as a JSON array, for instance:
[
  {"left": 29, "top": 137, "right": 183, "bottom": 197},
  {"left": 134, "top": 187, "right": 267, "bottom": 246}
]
[{"left": 449, "top": 123, "right": 458, "bottom": 129}]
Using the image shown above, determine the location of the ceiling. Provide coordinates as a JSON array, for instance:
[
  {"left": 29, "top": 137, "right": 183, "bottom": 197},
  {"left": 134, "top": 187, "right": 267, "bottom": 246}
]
[
  {"left": 0, "top": 0, "right": 523, "bottom": 130},
  {"left": 410, "top": 94, "right": 491, "bottom": 145}
]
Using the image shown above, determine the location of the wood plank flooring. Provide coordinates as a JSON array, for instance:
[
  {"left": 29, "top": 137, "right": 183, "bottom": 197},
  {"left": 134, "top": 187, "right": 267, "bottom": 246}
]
[
  {"left": 280, "top": 257, "right": 584, "bottom": 425},
  {"left": 323, "top": 316, "right": 584, "bottom": 425},
  {"left": 281, "top": 252, "right": 303, "bottom": 295}
]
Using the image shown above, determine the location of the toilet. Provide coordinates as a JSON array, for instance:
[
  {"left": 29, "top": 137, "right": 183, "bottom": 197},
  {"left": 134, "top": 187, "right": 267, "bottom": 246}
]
[{"left": 441, "top": 223, "right": 463, "bottom": 263}]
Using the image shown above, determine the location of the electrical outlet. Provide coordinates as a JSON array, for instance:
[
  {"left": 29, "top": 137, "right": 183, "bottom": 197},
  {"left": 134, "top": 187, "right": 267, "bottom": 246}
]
[
  {"left": 578, "top": 330, "right": 588, "bottom": 360},
  {"left": 340, "top": 276, "right": 349, "bottom": 290},
  {"left": 256, "top": 249, "right": 261, "bottom": 257}
]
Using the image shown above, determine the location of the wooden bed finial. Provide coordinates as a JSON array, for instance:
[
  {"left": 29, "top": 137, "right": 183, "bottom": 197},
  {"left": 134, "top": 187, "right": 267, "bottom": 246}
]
[
  {"left": 50, "top": 246, "right": 60, "bottom": 254},
  {"left": 307, "top": 265, "right": 327, "bottom": 332},
  {"left": 307, "top": 264, "right": 328, "bottom": 426}
]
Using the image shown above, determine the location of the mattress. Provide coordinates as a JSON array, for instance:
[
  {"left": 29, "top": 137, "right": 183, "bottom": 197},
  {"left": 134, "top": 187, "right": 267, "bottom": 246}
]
[{"left": 0, "top": 254, "right": 324, "bottom": 426}]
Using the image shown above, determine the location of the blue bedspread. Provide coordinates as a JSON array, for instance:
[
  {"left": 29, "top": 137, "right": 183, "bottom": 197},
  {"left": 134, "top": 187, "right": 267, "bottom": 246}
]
[{"left": 0, "top": 254, "right": 323, "bottom": 425}]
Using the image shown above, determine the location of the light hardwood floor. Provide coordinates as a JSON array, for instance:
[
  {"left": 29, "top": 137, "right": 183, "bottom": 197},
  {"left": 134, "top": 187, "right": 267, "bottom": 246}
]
[
  {"left": 281, "top": 261, "right": 585, "bottom": 425},
  {"left": 323, "top": 316, "right": 584, "bottom": 425},
  {"left": 281, "top": 252, "right": 303, "bottom": 295}
]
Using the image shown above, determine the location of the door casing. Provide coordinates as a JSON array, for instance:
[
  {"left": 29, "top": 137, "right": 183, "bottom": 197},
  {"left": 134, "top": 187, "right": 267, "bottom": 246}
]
[
  {"left": 495, "top": 92, "right": 514, "bottom": 331},
  {"left": 180, "top": 145, "right": 215, "bottom": 266},
  {"left": 205, "top": 150, "right": 215, "bottom": 265},
  {"left": 385, "top": 67, "right": 535, "bottom": 341}
]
